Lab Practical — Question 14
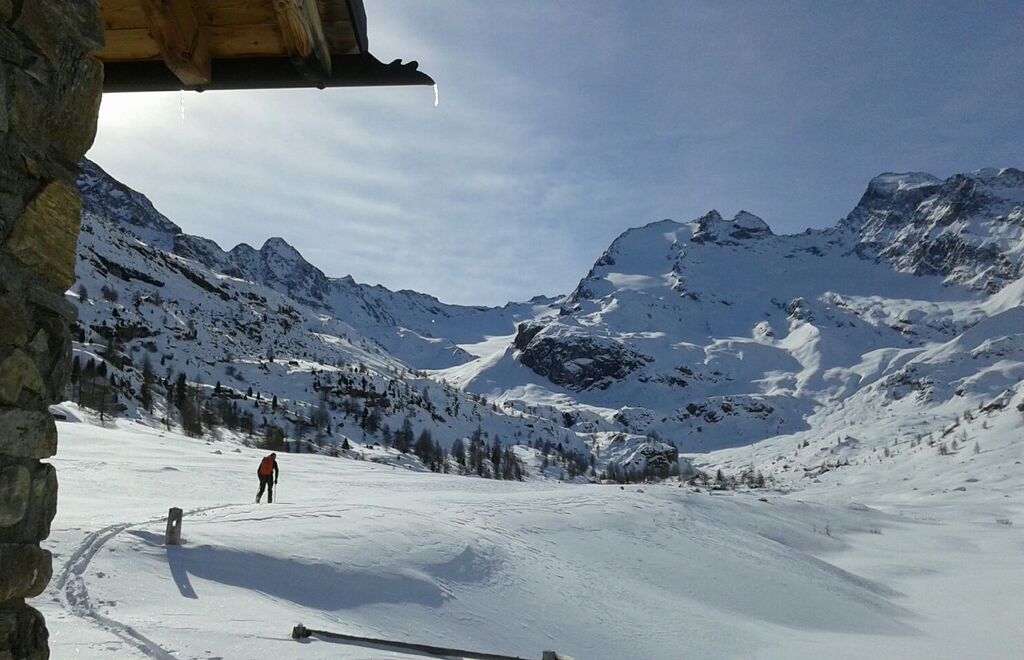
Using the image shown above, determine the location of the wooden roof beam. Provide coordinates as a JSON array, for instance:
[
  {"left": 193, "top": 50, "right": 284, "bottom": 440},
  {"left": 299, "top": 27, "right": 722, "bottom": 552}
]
[
  {"left": 139, "top": 0, "right": 211, "bottom": 87},
  {"left": 273, "top": 0, "right": 333, "bottom": 84},
  {"left": 102, "top": 53, "right": 435, "bottom": 93}
]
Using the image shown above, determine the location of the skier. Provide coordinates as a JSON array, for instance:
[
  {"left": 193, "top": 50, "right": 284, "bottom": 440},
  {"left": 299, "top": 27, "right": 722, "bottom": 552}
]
[{"left": 256, "top": 452, "right": 279, "bottom": 503}]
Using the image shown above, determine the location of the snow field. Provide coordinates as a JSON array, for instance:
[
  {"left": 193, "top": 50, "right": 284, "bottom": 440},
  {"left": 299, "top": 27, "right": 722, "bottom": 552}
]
[{"left": 37, "top": 413, "right": 1024, "bottom": 659}]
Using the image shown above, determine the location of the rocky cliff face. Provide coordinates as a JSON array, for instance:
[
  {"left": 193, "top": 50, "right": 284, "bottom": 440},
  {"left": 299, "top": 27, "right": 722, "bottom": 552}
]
[
  {"left": 843, "top": 169, "right": 1024, "bottom": 293},
  {"left": 691, "top": 210, "right": 773, "bottom": 244},
  {"left": 513, "top": 322, "right": 652, "bottom": 392}
]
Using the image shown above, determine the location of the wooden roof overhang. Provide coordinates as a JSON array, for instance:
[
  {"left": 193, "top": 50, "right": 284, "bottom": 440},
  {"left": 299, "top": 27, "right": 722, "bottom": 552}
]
[{"left": 98, "top": 0, "right": 433, "bottom": 92}]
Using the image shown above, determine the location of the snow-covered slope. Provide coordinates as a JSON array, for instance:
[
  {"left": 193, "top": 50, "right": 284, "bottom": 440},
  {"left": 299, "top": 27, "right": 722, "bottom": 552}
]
[
  {"left": 39, "top": 411, "right": 1024, "bottom": 659},
  {"left": 73, "top": 161, "right": 589, "bottom": 473},
  {"left": 74, "top": 161, "right": 1023, "bottom": 482}
]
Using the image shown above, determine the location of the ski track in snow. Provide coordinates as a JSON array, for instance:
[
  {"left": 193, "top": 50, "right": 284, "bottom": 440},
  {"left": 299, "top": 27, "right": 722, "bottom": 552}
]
[{"left": 53, "top": 503, "right": 241, "bottom": 659}]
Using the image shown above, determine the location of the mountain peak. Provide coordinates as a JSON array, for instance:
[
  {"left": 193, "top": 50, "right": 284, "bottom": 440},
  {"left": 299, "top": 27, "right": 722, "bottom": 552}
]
[
  {"left": 730, "top": 211, "right": 772, "bottom": 238},
  {"left": 228, "top": 242, "right": 257, "bottom": 256},
  {"left": 696, "top": 210, "right": 724, "bottom": 224},
  {"left": 692, "top": 210, "right": 772, "bottom": 244},
  {"left": 865, "top": 171, "right": 941, "bottom": 197},
  {"left": 78, "top": 159, "right": 183, "bottom": 251},
  {"left": 628, "top": 218, "right": 684, "bottom": 233},
  {"left": 842, "top": 171, "right": 945, "bottom": 233},
  {"left": 260, "top": 236, "right": 303, "bottom": 259},
  {"left": 959, "top": 167, "right": 1024, "bottom": 191}
]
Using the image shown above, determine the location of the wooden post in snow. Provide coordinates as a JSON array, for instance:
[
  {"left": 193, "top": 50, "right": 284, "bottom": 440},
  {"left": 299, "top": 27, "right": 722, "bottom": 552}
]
[
  {"left": 165, "top": 507, "right": 183, "bottom": 545},
  {"left": 291, "top": 622, "right": 571, "bottom": 659}
]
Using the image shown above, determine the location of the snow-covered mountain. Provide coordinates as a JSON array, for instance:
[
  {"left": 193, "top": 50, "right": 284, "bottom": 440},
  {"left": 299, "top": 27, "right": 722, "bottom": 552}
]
[
  {"left": 442, "top": 168, "right": 1024, "bottom": 458},
  {"left": 843, "top": 169, "right": 1024, "bottom": 292},
  {"left": 73, "top": 161, "right": 599, "bottom": 480},
  {"left": 73, "top": 161, "right": 1024, "bottom": 482},
  {"left": 53, "top": 162, "right": 1024, "bottom": 660},
  {"left": 78, "top": 161, "right": 551, "bottom": 371}
]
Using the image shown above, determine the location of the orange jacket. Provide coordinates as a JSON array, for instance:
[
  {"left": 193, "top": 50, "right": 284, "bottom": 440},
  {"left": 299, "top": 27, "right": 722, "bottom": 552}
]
[{"left": 258, "top": 455, "right": 278, "bottom": 478}]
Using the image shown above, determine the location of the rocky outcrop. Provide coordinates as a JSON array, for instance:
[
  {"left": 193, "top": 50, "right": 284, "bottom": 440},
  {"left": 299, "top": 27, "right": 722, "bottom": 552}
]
[
  {"left": 0, "top": 1, "right": 103, "bottom": 657},
  {"left": 843, "top": 169, "right": 1024, "bottom": 292},
  {"left": 514, "top": 323, "right": 653, "bottom": 391},
  {"left": 691, "top": 210, "right": 773, "bottom": 244}
]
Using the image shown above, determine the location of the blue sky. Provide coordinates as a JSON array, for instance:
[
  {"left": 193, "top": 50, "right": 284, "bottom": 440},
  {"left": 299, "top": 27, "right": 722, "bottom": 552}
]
[{"left": 88, "top": 1, "right": 1024, "bottom": 306}]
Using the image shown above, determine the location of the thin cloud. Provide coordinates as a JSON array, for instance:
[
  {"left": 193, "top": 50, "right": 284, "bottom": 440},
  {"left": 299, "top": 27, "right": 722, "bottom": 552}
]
[{"left": 88, "top": 1, "right": 1023, "bottom": 306}]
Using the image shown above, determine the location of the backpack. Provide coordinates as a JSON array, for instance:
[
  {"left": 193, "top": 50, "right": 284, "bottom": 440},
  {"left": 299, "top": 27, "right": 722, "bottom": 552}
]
[{"left": 258, "top": 455, "right": 275, "bottom": 476}]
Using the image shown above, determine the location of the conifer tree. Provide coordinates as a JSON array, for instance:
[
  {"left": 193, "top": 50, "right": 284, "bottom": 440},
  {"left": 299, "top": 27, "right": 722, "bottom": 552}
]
[
  {"left": 140, "top": 355, "right": 155, "bottom": 413},
  {"left": 414, "top": 428, "right": 433, "bottom": 464},
  {"left": 396, "top": 418, "right": 414, "bottom": 453}
]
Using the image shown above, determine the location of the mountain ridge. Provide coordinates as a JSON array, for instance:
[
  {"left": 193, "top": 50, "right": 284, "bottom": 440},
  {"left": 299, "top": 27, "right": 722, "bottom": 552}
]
[{"left": 73, "top": 159, "right": 1024, "bottom": 480}]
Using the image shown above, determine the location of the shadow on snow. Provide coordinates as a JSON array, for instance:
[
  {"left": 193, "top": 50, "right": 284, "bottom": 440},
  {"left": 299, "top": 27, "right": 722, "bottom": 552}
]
[{"left": 128, "top": 530, "right": 446, "bottom": 610}]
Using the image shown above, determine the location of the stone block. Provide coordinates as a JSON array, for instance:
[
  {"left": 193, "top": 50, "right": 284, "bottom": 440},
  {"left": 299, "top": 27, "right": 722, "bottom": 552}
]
[
  {"left": 0, "top": 460, "right": 56, "bottom": 544},
  {"left": 26, "top": 332, "right": 46, "bottom": 355},
  {"left": 8, "top": 66, "right": 47, "bottom": 147},
  {"left": 2, "top": 180, "right": 81, "bottom": 291},
  {"left": 0, "top": 298, "right": 28, "bottom": 347},
  {"left": 65, "top": 0, "right": 107, "bottom": 53},
  {"left": 7, "top": 32, "right": 103, "bottom": 165},
  {"left": 28, "top": 317, "right": 72, "bottom": 405},
  {"left": 0, "top": 350, "right": 44, "bottom": 406},
  {"left": 0, "top": 601, "right": 48, "bottom": 660},
  {"left": 25, "top": 283, "right": 76, "bottom": 324},
  {"left": 0, "top": 26, "right": 21, "bottom": 65},
  {"left": 54, "top": 51, "right": 103, "bottom": 164},
  {"left": 0, "top": 193, "right": 23, "bottom": 242},
  {"left": 0, "top": 409, "right": 57, "bottom": 459},
  {"left": 13, "top": 0, "right": 104, "bottom": 57},
  {"left": 10, "top": 2, "right": 59, "bottom": 65},
  {"left": 0, "top": 65, "right": 8, "bottom": 136},
  {"left": 0, "top": 465, "right": 29, "bottom": 527},
  {"left": 0, "top": 545, "right": 51, "bottom": 600}
]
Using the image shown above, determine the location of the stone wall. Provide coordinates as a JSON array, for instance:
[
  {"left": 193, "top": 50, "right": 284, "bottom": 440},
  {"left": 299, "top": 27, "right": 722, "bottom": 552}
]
[{"left": 0, "top": 1, "right": 102, "bottom": 658}]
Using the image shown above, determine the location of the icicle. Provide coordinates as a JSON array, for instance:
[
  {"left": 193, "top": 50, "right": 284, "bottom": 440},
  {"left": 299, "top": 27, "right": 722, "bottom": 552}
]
[
  {"left": 433, "top": 83, "right": 439, "bottom": 108},
  {"left": 180, "top": 90, "right": 185, "bottom": 124}
]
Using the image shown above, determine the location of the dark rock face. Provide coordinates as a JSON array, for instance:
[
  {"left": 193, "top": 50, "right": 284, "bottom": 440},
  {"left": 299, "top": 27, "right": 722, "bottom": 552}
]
[
  {"left": 689, "top": 210, "right": 725, "bottom": 244},
  {"left": 513, "top": 322, "right": 543, "bottom": 350},
  {"left": 844, "top": 170, "right": 1024, "bottom": 292},
  {"left": 691, "top": 210, "right": 773, "bottom": 245},
  {"left": 0, "top": 1, "right": 103, "bottom": 657},
  {"left": 514, "top": 324, "right": 652, "bottom": 391},
  {"left": 728, "top": 212, "right": 773, "bottom": 240},
  {"left": 632, "top": 442, "right": 678, "bottom": 474},
  {"left": 785, "top": 298, "right": 814, "bottom": 323},
  {"left": 242, "top": 237, "right": 334, "bottom": 307}
]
